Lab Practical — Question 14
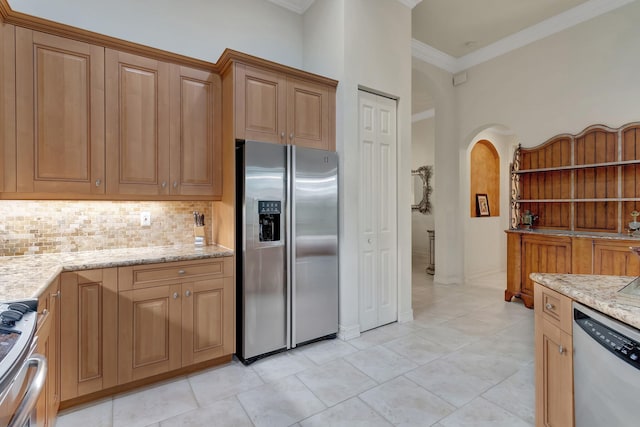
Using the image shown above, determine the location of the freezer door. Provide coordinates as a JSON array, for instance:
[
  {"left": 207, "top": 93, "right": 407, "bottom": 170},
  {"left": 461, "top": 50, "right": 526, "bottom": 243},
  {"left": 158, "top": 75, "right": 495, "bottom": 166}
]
[
  {"left": 240, "top": 141, "right": 287, "bottom": 360},
  {"left": 292, "top": 146, "right": 339, "bottom": 346}
]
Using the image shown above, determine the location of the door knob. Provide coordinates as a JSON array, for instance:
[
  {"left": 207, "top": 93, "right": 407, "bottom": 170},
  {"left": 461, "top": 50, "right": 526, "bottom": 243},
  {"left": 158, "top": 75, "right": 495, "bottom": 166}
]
[{"left": 368, "top": 238, "right": 372, "bottom": 244}]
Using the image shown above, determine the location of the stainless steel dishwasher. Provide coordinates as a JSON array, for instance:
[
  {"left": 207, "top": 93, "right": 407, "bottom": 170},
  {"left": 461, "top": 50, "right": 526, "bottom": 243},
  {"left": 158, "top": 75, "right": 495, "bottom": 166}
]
[{"left": 573, "top": 302, "right": 640, "bottom": 427}]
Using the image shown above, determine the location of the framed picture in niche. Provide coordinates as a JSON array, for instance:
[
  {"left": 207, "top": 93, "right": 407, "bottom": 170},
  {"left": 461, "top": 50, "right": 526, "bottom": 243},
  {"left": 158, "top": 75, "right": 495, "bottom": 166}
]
[{"left": 476, "top": 193, "right": 490, "bottom": 217}]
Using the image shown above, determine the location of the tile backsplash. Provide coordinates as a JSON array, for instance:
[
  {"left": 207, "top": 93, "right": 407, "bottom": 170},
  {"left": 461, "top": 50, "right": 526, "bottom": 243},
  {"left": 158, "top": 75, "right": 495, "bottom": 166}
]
[{"left": 0, "top": 201, "right": 212, "bottom": 256}]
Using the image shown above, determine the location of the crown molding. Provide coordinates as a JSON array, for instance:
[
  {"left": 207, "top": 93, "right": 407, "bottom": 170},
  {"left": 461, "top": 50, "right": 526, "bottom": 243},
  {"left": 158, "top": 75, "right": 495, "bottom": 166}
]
[
  {"left": 414, "top": 0, "right": 635, "bottom": 73},
  {"left": 266, "top": 0, "right": 315, "bottom": 14},
  {"left": 396, "top": 0, "right": 423, "bottom": 9},
  {"left": 411, "top": 39, "right": 457, "bottom": 73},
  {"left": 412, "top": 108, "right": 435, "bottom": 123}
]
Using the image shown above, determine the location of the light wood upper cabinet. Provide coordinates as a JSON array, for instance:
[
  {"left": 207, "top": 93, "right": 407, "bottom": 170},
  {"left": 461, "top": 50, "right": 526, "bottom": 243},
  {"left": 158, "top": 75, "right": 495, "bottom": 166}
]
[
  {"left": 106, "top": 52, "right": 221, "bottom": 198},
  {"left": 235, "top": 63, "right": 335, "bottom": 151},
  {"left": 106, "top": 49, "right": 170, "bottom": 196},
  {"left": 170, "top": 65, "right": 222, "bottom": 196},
  {"left": 15, "top": 28, "right": 105, "bottom": 194},
  {"left": 60, "top": 268, "right": 118, "bottom": 401},
  {"left": 0, "top": 22, "right": 15, "bottom": 193}
]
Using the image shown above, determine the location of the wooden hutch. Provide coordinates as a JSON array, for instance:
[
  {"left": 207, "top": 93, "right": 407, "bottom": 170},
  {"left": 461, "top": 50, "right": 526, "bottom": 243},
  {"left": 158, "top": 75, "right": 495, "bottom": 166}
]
[{"left": 506, "top": 122, "right": 640, "bottom": 308}]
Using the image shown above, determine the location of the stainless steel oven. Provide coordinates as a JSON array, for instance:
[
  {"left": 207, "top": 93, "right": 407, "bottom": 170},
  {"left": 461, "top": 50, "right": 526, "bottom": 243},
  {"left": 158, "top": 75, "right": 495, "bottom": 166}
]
[{"left": 0, "top": 300, "right": 46, "bottom": 427}]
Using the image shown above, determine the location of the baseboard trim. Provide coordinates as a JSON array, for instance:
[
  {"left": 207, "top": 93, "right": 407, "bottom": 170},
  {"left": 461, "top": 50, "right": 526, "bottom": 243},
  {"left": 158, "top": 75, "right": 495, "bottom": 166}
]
[
  {"left": 338, "top": 323, "right": 360, "bottom": 341},
  {"left": 398, "top": 309, "right": 414, "bottom": 323}
]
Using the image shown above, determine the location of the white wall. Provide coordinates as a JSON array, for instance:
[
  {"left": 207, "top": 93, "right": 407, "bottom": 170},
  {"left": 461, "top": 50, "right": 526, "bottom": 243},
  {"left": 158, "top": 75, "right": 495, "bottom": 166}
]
[
  {"left": 8, "top": 0, "right": 304, "bottom": 66},
  {"left": 304, "top": 0, "right": 414, "bottom": 337},
  {"left": 415, "top": 1, "right": 640, "bottom": 282},
  {"left": 411, "top": 117, "right": 434, "bottom": 258},
  {"left": 463, "top": 129, "right": 516, "bottom": 279}
]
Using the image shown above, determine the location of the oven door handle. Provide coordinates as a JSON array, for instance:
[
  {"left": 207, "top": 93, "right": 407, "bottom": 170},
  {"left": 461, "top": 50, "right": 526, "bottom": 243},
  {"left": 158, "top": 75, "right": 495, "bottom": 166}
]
[{"left": 8, "top": 354, "right": 47, "bottom": 427}]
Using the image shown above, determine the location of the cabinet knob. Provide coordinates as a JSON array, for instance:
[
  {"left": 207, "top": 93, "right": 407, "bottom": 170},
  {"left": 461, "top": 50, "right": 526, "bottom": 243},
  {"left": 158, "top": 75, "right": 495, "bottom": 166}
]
[
  {"left": 289, "top": 133, "right": 294, "bottom": 140},
  {"left": 281, "top": 132, "right": 285, "bottom": 139},
  {"left": 178, "top": 269, "right": 186, "bottom": 275},
  {"left": 95, "top": 178, "right": 101, "bottom": 187},
  {"left": 368, "top": 238, "right": 372, "bottom": 244},
  {"left": 559, "top": 345, "right": 565, "bottom": 354},
  {"left": 545, "top": 303, "right": 554, "bottom": 310},
  {"left": 173, "top": 181, "right": 178, "bottom": 188},
  {"left": 173, "top": 292, "right": 179, "bottom": 299},
  {"left": 51, "top": 290, "right": 60, "bottom": 298},
  {"left": 161, "top": 181, "right": 167, "bottom": 188},
  {"left": 185, "top": 290, "right": 192, "bottom": 297}
]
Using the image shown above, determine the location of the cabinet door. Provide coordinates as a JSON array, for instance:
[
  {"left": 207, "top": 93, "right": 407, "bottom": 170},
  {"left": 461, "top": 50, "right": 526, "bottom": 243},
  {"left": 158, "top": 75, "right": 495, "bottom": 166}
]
[
  {"left": 60, "top": 269, "right": 118, "bottom": 401},
  {"left": 286, "top": 77, "right": 331, "bottom": 150},
  {"left": 522, "top": 236, "right": 571, "bottom": 301},
  {"left": 1, "top": 22, "right": 15, "bottom": 192},
  {"left": 235, "top": 64, "right": 286, "bottom": 144},
  {"left": 535, "top": 316, "right": 574, "bottom": 427},
  {"left": 182, "top": 277, "right": 234, "bottom": 366},
  {"left": 169, "top": 65, "right": 222, "bottom": 197},
  {"left": 15, "top": 28, "right": 105, "bottom": 194},
  {"left": 593, "top": 240, "right": 640, "bottom": 276},
  {"left": 118, "top": 284, "right": 182, "bottom": 383},
  {"left": 36, "top": 278, "right": 59, "bottom": 427},
  {"left": 105, "top": 49, "right": 170, "bottom": 195}
]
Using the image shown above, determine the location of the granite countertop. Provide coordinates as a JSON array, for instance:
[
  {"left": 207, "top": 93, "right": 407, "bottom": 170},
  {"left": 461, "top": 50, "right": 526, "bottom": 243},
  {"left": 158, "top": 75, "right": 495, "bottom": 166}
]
[
  {"left": 0, "top": 244, "right": 234, "bottom": 301},
  {"left": 531, "top": 273, "right": 640, "bottom": 329}
]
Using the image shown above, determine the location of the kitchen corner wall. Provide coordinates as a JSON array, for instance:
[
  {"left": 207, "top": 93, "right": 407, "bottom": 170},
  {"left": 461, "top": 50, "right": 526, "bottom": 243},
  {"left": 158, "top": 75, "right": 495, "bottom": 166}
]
[{"left": 0, "top": 201, "right": 212, "bottom": 256}]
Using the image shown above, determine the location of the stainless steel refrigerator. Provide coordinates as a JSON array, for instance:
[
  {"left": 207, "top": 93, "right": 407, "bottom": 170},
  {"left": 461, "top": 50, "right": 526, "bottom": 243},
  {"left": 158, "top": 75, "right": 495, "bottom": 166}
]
[{"left": 236, "top": 140, "right": 339, "bottom": 364}]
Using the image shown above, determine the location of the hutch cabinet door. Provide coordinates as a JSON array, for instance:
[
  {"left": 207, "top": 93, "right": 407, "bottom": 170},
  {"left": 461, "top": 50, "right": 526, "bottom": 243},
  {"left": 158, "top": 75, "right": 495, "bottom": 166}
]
[
  {"left": 593, "top": 240, "right": 640, "bottom": 276},
  {"left": 521, "top": 235, "right": 571, "bottom": 305},
  {"left": 16, "top": 28, "right": 105, "bottom": 195}
]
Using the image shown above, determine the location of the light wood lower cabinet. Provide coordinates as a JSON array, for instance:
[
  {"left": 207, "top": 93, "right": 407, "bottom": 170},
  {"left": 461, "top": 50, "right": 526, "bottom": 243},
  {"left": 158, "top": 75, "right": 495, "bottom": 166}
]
[
  {"left": 118, "top": 258, "right": 234, "bottom": 383},
  {"left": 60, "top": 268, "right": 118, "bottom": 401},
  {"left": 35, "top": 277, "right": 60, "bottom": 427},
  {"left": 534, "top": 283, "right": 574, "bottom": 427}
]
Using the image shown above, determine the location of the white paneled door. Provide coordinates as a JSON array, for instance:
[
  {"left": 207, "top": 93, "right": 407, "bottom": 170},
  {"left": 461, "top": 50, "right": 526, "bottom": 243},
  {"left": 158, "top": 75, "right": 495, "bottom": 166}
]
[{"left": 358, "top": 90, "right": 397, "bottom": 332}]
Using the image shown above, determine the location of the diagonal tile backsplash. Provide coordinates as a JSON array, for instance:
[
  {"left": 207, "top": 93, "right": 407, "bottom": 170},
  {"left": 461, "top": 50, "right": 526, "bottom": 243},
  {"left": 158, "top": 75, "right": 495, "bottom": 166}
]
[{"left": 0, "top": 201, "right": 212, "bottom": 256}]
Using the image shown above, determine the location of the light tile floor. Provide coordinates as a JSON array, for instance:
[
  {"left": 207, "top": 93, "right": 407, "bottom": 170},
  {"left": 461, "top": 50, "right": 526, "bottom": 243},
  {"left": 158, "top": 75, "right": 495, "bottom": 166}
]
[{"left": 57, "top": 258, "right": 534, "bottom": 427}]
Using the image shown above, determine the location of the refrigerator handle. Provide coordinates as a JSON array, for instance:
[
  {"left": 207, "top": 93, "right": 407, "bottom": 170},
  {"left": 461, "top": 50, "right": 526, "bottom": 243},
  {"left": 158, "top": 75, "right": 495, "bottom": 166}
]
[{"left": 286, "top": 145, "right": 295, "bottom": 349}]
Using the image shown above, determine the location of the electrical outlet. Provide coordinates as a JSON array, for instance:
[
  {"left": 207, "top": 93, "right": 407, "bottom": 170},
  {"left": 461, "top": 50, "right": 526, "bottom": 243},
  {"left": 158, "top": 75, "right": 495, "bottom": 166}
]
[{"left": 140, "top": 211, "right": 151, "bottom": 227}]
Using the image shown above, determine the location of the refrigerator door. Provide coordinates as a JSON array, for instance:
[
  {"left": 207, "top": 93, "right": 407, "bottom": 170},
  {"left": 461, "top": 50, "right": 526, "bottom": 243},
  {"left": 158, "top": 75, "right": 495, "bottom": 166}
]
[
  {"left": 291, "top": 146, "right": 339, "bottom": 346},
  {"left": 239, "top": 141, "right": 288, "bottom": 360}
]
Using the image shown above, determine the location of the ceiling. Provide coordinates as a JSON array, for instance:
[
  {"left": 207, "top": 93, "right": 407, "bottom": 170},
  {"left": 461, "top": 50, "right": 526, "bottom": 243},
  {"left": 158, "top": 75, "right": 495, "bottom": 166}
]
[
  {"left": 411, "top": 0, "right": 589, "bottom": 58},
  {"left": 266, "top": 0, "right": 634, "bottom": 115}
]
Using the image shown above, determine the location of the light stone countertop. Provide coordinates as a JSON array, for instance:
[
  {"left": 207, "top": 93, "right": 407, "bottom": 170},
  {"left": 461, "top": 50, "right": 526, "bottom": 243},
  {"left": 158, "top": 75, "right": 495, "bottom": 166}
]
[
  {"left": 530, "top": 273, "right": 640, "bottom": 330},
  {"left": 0, "top": 244, "right": 233, "bottom": 302}
]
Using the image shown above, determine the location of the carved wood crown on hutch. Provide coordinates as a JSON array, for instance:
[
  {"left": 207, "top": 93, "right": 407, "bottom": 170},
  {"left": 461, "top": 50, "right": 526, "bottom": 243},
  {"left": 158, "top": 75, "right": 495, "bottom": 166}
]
[{"left": 510, "top": 121, "right": 640, "bottom": 234}]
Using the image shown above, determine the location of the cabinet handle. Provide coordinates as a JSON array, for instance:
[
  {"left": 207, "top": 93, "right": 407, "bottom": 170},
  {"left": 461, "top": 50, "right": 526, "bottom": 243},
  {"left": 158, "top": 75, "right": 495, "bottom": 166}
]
[
  {"left": 545, "top": 303, "right": 554, "bottom": 310},
  {"left": 559, "top": 345, "right": 565, "bottom": 354},
  {"left": 173, "top": 292, "right": 179, "bottom": 299},
  {"left": 173, "top": 181, "right": 178, "bottom": 188},
  {"left": 185, "top": 290, "right": 192, "bottom": 297},
  {"left": 95, "top": 178, "right": 101, "bottom": 187},
  {"left": 51, "top": 290, "right": 60, "bottom": 298},
  {"left": 178, "top": 269, "right": 186, "bottom": 275}
]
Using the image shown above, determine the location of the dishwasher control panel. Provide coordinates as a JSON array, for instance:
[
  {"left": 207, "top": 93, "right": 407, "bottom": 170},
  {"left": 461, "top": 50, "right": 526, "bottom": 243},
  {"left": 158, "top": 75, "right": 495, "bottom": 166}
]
[{"left": 575, "top": 309, "right": 640, "bottom": 370}]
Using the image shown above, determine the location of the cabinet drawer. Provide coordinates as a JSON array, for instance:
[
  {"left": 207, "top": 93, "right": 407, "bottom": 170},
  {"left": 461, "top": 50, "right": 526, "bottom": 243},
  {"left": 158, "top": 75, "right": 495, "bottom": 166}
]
[
  {"left": 534, "top": 283, "right": 572, "bottom": 334},
  {"left": 119, "top": 257, "right": 232, "bottom": 290}
]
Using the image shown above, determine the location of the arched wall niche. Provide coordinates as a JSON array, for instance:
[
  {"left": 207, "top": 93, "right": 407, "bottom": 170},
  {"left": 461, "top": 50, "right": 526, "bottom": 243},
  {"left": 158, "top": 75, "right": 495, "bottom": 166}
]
[{"left": 470, "top": 139, "right": 500, "bottom": 217}]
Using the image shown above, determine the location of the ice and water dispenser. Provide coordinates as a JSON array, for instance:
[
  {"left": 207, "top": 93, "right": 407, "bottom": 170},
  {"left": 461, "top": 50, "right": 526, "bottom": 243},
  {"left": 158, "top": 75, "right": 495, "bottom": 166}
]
[{"left": 258, "top": 201, "right": 281, "bottom": 242}]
